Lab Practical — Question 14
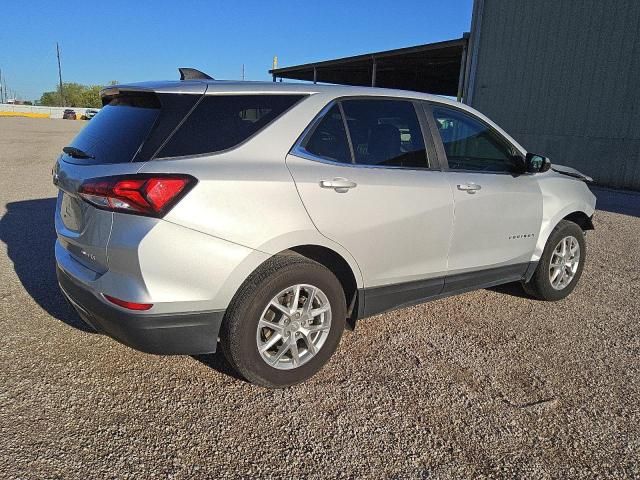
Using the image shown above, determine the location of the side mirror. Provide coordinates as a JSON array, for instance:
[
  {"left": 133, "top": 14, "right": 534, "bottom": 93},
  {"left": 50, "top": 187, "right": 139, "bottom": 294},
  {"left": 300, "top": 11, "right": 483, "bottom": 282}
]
[{"left": 525, "top": 153, "right": 551, "bottom": 173}]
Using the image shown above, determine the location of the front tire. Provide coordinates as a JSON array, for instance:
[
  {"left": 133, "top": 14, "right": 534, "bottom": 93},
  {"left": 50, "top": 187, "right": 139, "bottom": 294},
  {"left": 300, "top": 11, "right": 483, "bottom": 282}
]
[
  {"left": 220, "top": 255, "right": 346, "bottom": 388},
  {"left": 523, "top": 220, "right": 586, "bottom": 301}
]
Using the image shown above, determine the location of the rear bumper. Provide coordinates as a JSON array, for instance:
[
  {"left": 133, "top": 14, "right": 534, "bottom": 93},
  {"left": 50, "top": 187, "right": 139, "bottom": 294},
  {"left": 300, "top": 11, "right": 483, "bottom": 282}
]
[{"left": 57, "top": 265, "right": 224, "bottom": 355}]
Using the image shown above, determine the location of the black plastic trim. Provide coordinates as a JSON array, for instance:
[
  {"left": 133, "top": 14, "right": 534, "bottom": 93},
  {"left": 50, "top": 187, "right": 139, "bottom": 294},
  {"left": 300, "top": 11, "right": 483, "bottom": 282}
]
[
  {"left": 442, "top": 263, "right": 528, "bottom": 296},
  {"left": 523, "top": 261, "right": 539, "bottom": 282},
  {"left": 357, "top": 262, "right": 533, "bottom": 319},
  {"left": 361, "top": 276, "right": 444, "bottom": 317},
  {"left": 57, "top": 265, "right": 224, "bottom": 355}
]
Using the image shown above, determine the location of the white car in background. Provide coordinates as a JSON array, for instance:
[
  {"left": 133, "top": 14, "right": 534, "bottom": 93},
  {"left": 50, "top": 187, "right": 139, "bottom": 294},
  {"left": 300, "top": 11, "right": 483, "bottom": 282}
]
[
  {"left": 53, "top": 70, "right": 596, "bottom": 387},
  {"left": 84, "top": 109, "right": 99, "bottom": 120}
]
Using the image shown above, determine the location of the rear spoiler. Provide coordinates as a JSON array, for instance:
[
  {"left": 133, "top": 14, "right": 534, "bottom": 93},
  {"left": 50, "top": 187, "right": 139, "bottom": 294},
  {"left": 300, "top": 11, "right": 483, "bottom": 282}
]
[{"left": 99, "top": 68, "right": 213, "bottom": 100}]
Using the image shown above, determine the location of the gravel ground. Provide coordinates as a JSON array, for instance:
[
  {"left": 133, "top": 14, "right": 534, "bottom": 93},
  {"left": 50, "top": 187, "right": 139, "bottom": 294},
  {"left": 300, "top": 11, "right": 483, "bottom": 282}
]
[{"left": 1, "top": 117, "right": 638, "bottom": 479}]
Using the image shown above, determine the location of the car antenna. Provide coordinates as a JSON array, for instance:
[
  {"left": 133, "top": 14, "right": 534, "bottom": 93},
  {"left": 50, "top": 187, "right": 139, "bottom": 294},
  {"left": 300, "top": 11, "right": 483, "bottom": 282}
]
[{"left": 179, "top": 68, "right": 214, "bottom": 80}]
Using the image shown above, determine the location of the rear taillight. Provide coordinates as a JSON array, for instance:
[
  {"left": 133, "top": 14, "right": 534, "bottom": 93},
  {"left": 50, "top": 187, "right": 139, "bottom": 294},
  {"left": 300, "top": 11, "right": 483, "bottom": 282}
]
[{"left": 78, "top": 174, "right": 196, "bottom": 217}]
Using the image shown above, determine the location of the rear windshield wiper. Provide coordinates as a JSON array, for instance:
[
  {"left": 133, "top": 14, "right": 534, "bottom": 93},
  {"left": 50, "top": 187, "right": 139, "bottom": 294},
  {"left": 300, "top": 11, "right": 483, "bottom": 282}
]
[{"left": 63, "top": 146, "right": 94, "bottom": 159}]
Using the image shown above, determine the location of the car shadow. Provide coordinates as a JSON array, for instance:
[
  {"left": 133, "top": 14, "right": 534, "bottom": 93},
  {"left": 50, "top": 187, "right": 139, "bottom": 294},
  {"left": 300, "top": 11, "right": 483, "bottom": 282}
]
[
  {"left": 192, "top": 353, "right": 247, "bottom": 382},
  {"left": 487, "top": 281, "right": 532, "bottom": 299},
  {"left": 0, "top": 198, "right": 95, "bottom": 332}
]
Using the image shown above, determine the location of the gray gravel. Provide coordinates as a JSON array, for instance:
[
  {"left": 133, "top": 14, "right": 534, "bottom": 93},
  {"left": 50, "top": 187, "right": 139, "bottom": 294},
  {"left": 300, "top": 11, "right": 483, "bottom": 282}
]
[{"left": 1, "top": 117, "right": 639, "bottom": 479}]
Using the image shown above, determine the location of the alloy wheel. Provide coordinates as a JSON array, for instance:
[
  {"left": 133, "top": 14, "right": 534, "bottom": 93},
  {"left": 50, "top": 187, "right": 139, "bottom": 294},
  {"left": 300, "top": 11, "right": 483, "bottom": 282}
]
[
  {"left": 549, "top": 235, "right": 581, "bottom": 290},
  {"left": 256, "top": 284, "right": 332, "bottom": 370}
]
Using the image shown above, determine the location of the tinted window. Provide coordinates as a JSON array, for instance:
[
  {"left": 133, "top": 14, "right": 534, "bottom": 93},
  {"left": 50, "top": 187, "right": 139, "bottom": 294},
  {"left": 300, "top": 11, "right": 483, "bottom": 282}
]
[
  {"left": 65, "top": 93, "right": 160, "bottom": 164},
  {"left": 432, "top": 106, "right": 519, "bottom": 173},
  {"left": 341, "top": 99, "right": 428, "bottom": 169},
  {"left": 134, "top": 93, "right": 200, "bottom": 161},
  {"left": 304, "top": 104, "right": 351, "bottom": 164},
  {"left": 158, "top": 94, "right": 304, "bottom": 158}
]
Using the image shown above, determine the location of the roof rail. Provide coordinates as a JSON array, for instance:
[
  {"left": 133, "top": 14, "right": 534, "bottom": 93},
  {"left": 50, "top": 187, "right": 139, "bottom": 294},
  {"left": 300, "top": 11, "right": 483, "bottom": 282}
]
[{"left": 178, "top": 68, "right": 214, "bottom": 81}]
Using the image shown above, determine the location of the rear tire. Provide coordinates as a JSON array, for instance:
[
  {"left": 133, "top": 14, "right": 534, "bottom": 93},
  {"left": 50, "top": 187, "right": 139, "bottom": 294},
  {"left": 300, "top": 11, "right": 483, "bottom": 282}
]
[
  {"left": 220, "top": 255, "right": 346, "bottom": 388},
  {"left": 523, "top": 220, "right": 586, "bottom": 301}
]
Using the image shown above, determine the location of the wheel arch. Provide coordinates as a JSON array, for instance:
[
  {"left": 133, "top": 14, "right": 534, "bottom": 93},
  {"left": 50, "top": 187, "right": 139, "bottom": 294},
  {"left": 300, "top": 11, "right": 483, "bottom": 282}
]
[
  {"left": 279, "top": 245, "right": 360, "bottom": 330},
  {"left": 534, "top": 205, "right": 595, "bottom": 261},
  {"left": 562, "top": 211, "right": 594, "bottom": 231}
]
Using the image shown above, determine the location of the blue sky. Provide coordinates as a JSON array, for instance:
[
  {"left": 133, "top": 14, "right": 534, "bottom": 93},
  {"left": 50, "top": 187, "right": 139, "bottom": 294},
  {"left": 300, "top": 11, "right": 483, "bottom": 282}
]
[{"left": 1, "top": 0, "right": 472, "bottom": 101}]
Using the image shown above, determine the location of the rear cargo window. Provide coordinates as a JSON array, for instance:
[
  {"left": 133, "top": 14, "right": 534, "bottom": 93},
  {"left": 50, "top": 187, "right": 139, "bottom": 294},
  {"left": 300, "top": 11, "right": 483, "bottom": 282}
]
[
  {"left": 156, "top": 94, "right": 305, "bottom": 158},
  {"left": 65, "top": 93, "right": 160, "bottom": 164}
]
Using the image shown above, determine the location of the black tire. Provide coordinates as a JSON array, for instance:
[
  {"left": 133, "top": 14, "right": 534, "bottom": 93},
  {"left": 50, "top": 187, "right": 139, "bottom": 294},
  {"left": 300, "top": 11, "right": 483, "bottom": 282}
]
[
  {"left": 523, "top": 220, "right": 586, "bottom": 301},
  {"left": 220, "top": 255, "right": 346, "bottom": 388}
]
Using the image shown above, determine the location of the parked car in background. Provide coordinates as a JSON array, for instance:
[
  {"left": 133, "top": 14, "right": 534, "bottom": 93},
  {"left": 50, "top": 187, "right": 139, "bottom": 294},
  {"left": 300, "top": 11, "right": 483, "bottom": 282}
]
[
  {"left": 53, "top": 70, "right": 596, "bottom": 388},
  {"left": 84, "top": 109, "right": 99, "bottom": 120},
  {"left": 62, "top": 109, "right": 76, "bottom": 120}
]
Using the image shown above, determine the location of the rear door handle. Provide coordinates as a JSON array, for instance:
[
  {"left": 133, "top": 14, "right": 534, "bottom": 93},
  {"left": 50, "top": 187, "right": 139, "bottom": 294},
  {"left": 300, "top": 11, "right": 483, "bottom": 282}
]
[
  {"left": 320, "top": 177, "right": 357, "bottom": 193},
  {"left": 457, "top": 183, "right": 482, "bottom": 194}
]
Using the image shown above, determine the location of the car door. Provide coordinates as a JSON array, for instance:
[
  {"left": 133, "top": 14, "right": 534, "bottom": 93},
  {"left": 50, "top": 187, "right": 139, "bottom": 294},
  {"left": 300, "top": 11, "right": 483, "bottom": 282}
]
[
  {"left": 286, "top": 98, "right": 454, "bottom": 313},
  {"left": 426, "top": 103, "right": 542, "bottom": 290}
]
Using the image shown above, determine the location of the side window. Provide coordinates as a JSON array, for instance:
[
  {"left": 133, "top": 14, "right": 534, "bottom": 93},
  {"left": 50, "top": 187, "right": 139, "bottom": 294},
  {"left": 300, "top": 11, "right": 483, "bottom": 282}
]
[
  {"left": 432, "top": 106, "right": 519, "bottom": 173},
  {"left": 158, "top": 95, "right": 304, "bottom": 158},
  {"left": 341, "top": 99, "right": 429, "bottom": 169},
  {"left": 303, "top": 104, "right": 352, "bottom": 164}
]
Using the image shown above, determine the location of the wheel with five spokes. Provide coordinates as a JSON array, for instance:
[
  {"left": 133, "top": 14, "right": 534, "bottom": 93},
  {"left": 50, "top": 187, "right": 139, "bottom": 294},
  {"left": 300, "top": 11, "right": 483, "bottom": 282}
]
[
  {"left": 523, "top": 220, "right": 586, "bottom": 301},
  {"left": 220, "top": 255, "right": 346, "bottom": 388}
]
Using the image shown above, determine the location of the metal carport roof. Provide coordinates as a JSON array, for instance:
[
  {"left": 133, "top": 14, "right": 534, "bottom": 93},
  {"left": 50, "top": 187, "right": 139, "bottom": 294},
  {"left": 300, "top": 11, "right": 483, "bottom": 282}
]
[{"left": 269, "top": 36, "right": 469, "bottom": 97}]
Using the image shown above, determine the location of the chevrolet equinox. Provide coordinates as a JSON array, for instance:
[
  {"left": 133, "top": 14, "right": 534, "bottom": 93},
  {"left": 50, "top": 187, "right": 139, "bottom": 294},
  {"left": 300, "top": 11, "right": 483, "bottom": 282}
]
[{"left": 54, "top": 69, "right": 596, "bottom": 387}]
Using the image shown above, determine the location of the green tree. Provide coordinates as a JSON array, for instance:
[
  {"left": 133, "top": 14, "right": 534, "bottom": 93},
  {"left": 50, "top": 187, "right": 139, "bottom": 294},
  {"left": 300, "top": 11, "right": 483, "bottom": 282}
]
[
  {"left": 39, "top": 82, "right": 106, "bottom": 108},
  {"left": 40, "top": 90, "right": 62, "bottom": 106}
]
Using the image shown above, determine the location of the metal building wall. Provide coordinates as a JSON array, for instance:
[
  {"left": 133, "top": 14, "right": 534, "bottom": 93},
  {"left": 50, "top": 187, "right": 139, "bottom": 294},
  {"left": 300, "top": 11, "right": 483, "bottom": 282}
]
[{"left": 467, "top": 0, "right": 640, "bottom": 189}]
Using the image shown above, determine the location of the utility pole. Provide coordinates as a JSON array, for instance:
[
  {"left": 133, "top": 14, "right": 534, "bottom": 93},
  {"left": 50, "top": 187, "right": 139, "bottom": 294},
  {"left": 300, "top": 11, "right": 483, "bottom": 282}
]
[
  {"left": 241, "top": 64, "right": 245, "bottom": 81},
  {"left": 272, "top": 56, "right": 278, "bottom": 82},
  {"left": 0, "top": 68, "right": 4, "bottom": 104},
  {"left": 56, "top": 42, "right": 65, "bottom": 107},
  {"left": 0, "top": 70, "right": 6, "bottom": 104}
]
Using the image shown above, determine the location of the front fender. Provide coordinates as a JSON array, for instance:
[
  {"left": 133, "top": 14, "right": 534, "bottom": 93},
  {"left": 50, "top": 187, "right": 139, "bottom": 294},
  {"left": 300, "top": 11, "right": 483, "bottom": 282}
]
[
  {"left": 532, "top": 174, "right": 596, "bottom": 261},
  {"left": 534, "top": 201, "right": 595, "bottom": 261}
]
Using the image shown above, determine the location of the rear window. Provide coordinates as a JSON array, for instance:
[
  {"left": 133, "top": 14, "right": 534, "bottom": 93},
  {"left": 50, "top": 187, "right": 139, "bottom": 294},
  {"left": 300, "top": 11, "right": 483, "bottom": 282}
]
[
  {"left": 156, "top": 94, "right": 305, "bottom": 158},
  {"left": 65, "top": 93, "right": 160, "bottom": 164},
  {"left": 304, "top": 104, "right": 351, "bottom": 164},
  {"left": 341, "top": 99, "right": 428, "bottom": 169}
]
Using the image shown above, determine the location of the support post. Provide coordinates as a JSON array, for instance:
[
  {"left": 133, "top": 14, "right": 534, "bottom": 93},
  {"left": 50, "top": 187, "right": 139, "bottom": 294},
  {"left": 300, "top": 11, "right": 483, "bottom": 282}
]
[
  {"left": 457, "top": 39, "right": 468, "bottom": 102},
  {"left": 271, "top": 55, "right": 278, "bottom": 82},
  {"left": 371, "top": 58, "right": 377, "bottom": 87},
  {"left": 464, "top": 0, "right": 484, "bottom": 105},
  {"left": 313, "top": 67, "right": 317, "bottom": 84}
]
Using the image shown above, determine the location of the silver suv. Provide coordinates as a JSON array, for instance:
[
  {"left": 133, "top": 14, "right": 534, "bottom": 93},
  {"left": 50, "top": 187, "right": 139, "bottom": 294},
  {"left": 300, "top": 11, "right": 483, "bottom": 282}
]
[{"left": 54, "top": 72, "right": 596, "bottom": 387}]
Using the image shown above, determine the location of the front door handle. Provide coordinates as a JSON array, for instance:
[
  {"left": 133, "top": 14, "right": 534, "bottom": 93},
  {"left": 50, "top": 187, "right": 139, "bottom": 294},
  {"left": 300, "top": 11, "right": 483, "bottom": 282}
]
[
  {"left": 457, "top": 183, "right": 482, "bottom": 194},
  {"left": 320, "top": 177, "right": 357, "bottom": 193}
]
